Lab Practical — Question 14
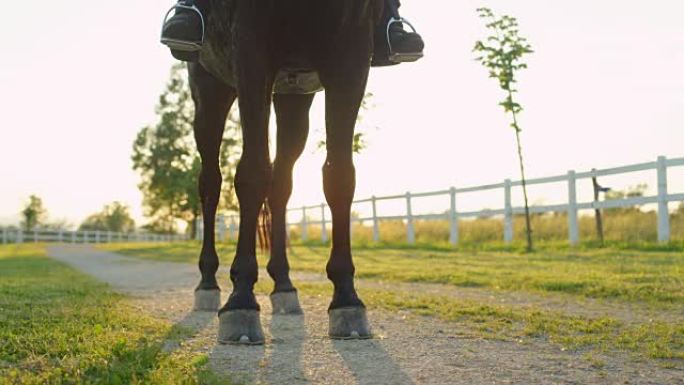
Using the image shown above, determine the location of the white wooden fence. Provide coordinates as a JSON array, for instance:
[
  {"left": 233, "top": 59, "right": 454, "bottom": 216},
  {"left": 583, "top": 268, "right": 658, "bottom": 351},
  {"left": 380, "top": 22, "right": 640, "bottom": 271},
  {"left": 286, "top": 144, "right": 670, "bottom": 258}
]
[
  {"left": 1, "top": 228, "right": 188, "bottom": 245},
  {"left": 209, "top": 155, "right": 684, "bottom": 246}
]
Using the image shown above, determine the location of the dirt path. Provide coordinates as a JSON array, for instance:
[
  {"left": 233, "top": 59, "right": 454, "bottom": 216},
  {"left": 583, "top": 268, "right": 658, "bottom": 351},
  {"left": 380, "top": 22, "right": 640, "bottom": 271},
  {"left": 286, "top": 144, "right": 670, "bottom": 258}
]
[{"left": 48, "top": 245, "right": 683, "bottom": 385}]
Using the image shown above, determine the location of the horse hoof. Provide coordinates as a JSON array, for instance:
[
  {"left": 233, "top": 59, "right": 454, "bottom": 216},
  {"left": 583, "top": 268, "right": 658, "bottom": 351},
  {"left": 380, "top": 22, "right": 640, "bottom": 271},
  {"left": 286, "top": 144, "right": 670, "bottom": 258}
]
[
  {"left": 218, "top": 310, "right": 265, "bottom": 345},
  {"left": 329, "top": 307, "right": 372, "bottom": 339},
  {"left": 193, "top": 289, "right": 221, "bottom": 311},
  {"left": 270, "top": 291, "right": 303, "bottom": 315}
]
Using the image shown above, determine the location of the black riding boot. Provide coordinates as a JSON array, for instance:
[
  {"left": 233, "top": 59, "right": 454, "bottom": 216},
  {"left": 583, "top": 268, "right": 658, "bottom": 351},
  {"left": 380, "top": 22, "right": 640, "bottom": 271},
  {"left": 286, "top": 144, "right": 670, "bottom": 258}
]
[
  {"left": 161, "top": 0, "right": 205, "bottom": 62},
  {"left": 372, "top": 0, "right": 425, "bottom": 67}
]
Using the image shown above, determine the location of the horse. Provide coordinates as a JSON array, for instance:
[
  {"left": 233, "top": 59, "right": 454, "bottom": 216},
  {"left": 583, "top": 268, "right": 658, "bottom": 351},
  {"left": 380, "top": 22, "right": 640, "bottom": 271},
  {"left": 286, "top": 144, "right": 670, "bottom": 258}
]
[{"left": 188, "top": 0, "right": 382, "bottom": 344}]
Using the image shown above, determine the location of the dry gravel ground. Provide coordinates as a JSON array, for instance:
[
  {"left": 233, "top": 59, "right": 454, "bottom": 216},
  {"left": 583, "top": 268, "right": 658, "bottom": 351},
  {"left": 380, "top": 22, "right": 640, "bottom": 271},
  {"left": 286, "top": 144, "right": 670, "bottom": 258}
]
[{"left": 48, "top": 245, "right": 683, "bottom": 385}]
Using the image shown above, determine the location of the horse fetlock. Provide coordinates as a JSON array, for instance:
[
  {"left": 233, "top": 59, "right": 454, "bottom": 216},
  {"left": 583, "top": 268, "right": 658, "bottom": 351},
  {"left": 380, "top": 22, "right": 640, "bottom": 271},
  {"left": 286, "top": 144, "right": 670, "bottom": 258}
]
[
  {"left": 329, "top": 280, "right": 365, "bottom": 310},
  {"left": 222, "top": 289, "right": 260, "bottom": 313},
  {"left": 195, "top": 278, "right": 220, "bottom": 291}
]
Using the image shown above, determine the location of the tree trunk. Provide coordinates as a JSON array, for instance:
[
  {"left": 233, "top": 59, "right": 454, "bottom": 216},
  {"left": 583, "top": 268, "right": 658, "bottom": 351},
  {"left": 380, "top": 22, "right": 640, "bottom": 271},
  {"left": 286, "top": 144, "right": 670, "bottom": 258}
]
[{"left": 510, "top": 104, "right": 533, "bottom": 252}]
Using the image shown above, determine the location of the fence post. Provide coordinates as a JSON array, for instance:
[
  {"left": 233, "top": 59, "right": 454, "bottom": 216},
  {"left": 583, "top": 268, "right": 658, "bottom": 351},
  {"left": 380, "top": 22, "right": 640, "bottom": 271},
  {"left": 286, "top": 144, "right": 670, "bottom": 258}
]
[
  {"left": 567, "top": 170, "right": 579, "bottom": 246},
  {"left": 2, "top": 228, "right": 7, "bottom": 244},
  {"left": 504, "top": 179, "right": 513, "bottom": 243},
  {"left": 83, "top": 230, "right": 88, "bottom": 244},
  {"left": 217, "top": 214, "right": 226, "bottom": 242},
  {"left": 107, "top": 231, "right": 112, "bottom": 243},
  {"left": 372, "top": 196, "right": 380, "bottom": 243},
  {"left": 58, "top": 229, "right": 63, "bottom": 243},
  {"left": 95, "top": 231, "right": 101, "bottom": 244},
  {"left": 195, "top": 217, "right": 202, "bottom": 240},
  {"left": 320, "top": 204, "right": 328, "bottom": 243},
  {"left": 449, "top": 187, "right": 459, "bottom": 245},
  {"left": 71, "top": 231, "right": 76, "bottom": 244},
  {"left": 406, "top": 192, "right": 415, "bottom": 244},
  {"left": 657, "top": 156, "right": 670, "bottom": 243},
  {"left": 34, "top": 230, "right": 38, "bottom": 244},
  {"left": 17, "top": 229, "right": 24, "bottom": 244},
  {"left": 301, "top": 207, "right": 308, "bottom": 242}
]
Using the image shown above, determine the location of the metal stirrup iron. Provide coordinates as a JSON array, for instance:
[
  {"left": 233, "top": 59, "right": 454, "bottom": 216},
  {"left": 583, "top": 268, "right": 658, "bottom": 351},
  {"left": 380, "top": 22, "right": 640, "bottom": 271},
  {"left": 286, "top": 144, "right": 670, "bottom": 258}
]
[
  {"left": 160, "top": 3, "right": 206, "bottom": 52},
  {"left": 386, "top": 17, "right": 424, "bottom": 63}
]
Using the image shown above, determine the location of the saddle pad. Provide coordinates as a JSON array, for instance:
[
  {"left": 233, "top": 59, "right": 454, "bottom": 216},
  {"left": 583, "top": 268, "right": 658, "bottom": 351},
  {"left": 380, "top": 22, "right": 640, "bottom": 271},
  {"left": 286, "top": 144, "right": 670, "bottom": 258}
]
[{"left": 274, "top": 69, "right": 323, "bottom": 95}]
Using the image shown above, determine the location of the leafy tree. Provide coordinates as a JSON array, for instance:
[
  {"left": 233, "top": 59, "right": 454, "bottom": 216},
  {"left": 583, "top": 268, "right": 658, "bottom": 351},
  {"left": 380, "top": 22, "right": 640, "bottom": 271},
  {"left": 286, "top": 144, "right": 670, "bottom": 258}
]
[
  {"left": 604, "top": 184, "right": 649, "bottom": 214},
  {"left": 132, "top": 64, "right": 240, "bottom": 236},
  {"left": 79, "top": 202, "right": 136, "bottom": 233},
  {"left": 21, "top": 195, "right": 47, "bottom": 231},
  {"left": 474, "top": 7, "right": 535, "bottom": 251}
]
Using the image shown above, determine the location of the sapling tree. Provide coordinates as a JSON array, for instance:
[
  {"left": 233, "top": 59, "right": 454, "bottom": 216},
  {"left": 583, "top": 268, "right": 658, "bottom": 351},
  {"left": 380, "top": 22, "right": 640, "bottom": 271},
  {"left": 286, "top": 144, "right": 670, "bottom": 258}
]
[{"left": 474, "top": 7, "right": 535, "bottom": 251}]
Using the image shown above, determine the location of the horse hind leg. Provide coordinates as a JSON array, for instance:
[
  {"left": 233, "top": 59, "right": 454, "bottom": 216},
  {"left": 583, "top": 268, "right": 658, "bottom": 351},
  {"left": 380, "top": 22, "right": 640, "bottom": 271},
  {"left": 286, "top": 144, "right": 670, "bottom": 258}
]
[
  {"left": 189, "top": 63, "right": 236, "bottom": 311},
  {"left": 267, "top": 93, "right": 314, "bottom": 315}
]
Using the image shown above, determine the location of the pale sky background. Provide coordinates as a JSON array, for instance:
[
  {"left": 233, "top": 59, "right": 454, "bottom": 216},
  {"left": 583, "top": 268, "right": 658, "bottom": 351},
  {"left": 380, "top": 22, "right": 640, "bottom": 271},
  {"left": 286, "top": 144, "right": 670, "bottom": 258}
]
[{"left": 1, "top": 1, "right": 683, "bottom": 228}]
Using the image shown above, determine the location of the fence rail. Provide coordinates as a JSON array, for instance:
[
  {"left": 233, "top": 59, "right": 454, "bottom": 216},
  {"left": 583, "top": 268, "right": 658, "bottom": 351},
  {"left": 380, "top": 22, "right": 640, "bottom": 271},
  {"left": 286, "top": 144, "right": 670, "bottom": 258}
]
[
  {"left": 206, "top": 155, "right": 684, "bottom": 246},
  {"left": 1, "top": 228, "right": 189, "bottom": 245}
]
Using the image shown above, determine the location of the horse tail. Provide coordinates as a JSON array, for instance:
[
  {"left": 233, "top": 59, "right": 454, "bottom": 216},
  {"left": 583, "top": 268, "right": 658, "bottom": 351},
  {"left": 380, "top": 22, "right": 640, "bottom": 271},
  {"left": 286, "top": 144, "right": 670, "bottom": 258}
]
[{"left": 257, "top": 203, "right": 272, "bottom": 254}]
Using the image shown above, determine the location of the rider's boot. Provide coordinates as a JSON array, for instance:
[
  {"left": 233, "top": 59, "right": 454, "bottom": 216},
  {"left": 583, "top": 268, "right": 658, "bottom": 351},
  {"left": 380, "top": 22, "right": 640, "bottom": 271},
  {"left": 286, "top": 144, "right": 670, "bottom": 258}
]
[
  {"left": 161, "top": 0, "right": 205, "bottom": 62},
  {"left": 372, "top": 0, "right": 425, "bottom": 67}
]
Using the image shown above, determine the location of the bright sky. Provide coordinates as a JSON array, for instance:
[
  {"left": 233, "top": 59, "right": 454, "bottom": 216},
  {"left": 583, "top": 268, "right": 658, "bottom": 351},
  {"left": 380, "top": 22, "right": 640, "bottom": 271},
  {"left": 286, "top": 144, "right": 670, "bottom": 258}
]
[{"left": 1, "top": 1, "right": 683, "bottom": 228}]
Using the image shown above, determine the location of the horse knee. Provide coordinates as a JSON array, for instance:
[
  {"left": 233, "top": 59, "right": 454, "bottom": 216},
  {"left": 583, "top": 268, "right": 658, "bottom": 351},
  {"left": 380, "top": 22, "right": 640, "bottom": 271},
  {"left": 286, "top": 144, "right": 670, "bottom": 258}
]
[
  {"left": 235, "top": 158, "right": 272, "bottom": 203},
  {"left": 323, "top": 160, "right": 356, "bottom": 205}
]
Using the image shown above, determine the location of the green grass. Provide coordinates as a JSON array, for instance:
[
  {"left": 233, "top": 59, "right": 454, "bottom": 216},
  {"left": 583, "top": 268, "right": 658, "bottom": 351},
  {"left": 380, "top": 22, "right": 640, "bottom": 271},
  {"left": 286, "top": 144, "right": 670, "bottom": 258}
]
[
  {"left": 0, "top": 244, "right": 225, "bottom": 385},
  {"left": 102, "top": 242, "right": 684, "bottom": 307}
]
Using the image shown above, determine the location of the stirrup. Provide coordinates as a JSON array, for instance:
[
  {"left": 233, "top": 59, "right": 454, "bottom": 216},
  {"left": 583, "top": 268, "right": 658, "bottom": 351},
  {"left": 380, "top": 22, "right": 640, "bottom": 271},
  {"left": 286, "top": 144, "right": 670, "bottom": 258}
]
[
  {"left": 386, "top": 17, "right": 424, "bottom": 63},
  {"left": 160, "top": 3, "right": 205, "bottom": 52}
]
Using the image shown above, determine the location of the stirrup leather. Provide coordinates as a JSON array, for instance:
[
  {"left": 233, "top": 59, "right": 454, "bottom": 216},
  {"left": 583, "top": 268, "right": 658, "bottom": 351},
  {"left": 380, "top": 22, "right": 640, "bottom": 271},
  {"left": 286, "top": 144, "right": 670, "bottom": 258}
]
[
  {"left": 386, "top": 17, "right": 424, "bottom": 63},
  {"left": 160, "top": 3, "right": 205, "bottom": 52}
]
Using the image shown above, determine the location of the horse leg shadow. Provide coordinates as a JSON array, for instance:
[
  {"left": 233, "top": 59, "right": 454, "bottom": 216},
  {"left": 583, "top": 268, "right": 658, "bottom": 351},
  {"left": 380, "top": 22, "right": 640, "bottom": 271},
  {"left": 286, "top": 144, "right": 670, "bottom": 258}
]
[
  {"left": 159, "top": 310, "right": 216, "bottom": 353},
  {"left": 332, "top": 338, "right": 415, "bottom": 385},
  {"left": 264, "top": 314, "right": 308, "bottom": 384}
]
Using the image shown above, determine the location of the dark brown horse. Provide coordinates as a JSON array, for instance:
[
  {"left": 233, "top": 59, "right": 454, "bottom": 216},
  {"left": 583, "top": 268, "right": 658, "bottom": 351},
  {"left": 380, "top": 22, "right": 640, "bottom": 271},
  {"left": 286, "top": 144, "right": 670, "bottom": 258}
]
[{"left": 190, "top": 0, "right": 381, "bottom": 344}]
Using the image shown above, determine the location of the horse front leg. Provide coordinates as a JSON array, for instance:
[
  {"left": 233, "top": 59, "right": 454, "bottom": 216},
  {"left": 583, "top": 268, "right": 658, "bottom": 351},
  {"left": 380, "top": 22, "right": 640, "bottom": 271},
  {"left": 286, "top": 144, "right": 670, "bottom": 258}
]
[
  {"left": 319, "top": 58, "right": 373, "bottom": 339},
  {"left": 189, "top": 63, "right": 236, "bottom": 311},
  {"left": 268, "top": 93, "right": 314, "bottom": 315},
  {"left": 217, "top": 26, "right": 275, "bottom": 345}
]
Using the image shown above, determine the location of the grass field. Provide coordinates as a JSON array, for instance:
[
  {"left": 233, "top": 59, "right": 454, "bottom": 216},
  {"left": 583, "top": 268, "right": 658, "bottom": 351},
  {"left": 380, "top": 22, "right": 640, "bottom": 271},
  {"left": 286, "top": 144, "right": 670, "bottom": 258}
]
[
  {"left": 3, "top": 242, "right": 680, "bottom": 378},
  {"left": 0, "top": 244, "right": 224, "bottom": 384},
  {"left": 102, "top": 241, "right": 684, "bottom": 366},
  {"left": 102, "top": 241, "right": 684, "bottom": 307}
]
